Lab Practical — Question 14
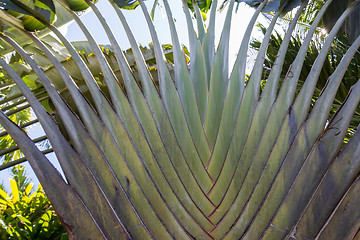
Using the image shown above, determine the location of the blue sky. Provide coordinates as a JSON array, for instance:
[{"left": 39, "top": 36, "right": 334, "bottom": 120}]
[{"left": 1, "top": 0, "right": 258, "bottom": 192}]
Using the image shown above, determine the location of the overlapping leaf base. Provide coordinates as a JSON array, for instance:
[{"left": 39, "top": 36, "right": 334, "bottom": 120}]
[{"left": 0, "top": 0, "right": 360, "bottom": 239}]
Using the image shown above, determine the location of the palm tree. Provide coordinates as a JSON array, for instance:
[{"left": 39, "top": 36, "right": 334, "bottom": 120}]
[
  {"left": 0, "top": 0, "right": 360, "bottom": 239},
  {"left": 0, "top": 39, "right": 179, "bottom": 170}
]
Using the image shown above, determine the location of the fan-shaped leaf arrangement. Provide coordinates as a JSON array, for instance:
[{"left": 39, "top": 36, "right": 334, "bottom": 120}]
[{"left": 0, "top": 0, "right": 360, "bottom": 239}]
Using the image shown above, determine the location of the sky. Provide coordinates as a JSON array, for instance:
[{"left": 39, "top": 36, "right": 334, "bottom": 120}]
[
  {"left": 0, "top": 0, "right": 259, "bottom": 192},
  {"left": 64, "top": 0, "right": 258, "bottom": 65}
]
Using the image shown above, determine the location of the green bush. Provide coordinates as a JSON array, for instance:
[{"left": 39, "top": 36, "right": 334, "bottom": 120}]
[{"left": 0, "top": 166, "right": 67, "bottom": 240}]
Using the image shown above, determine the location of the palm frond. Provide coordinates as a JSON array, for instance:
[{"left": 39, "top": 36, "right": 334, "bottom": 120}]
[{"left": 0, "top": 0, "right": 360, "bottom": 239}]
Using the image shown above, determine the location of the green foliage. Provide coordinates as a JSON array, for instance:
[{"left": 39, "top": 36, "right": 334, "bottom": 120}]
[
  {"left": 0, "top": 54, "right": 34, "bottom": 164},
  {"left": 113, "top": 0, "right": 141, "bottom": 10},
  {"left": 1, "top": 0, "right": 56, "bottom": 31},
  {"left": 185, "top": 0, "right": 212, "bottom": 12},
  {"left": 219, "top": 0, "right": 304, "bottom": 14},
  {"left": 251, "top": 23, "right": 360, "bottom": 134},
  {"left": 0, "top": 166, "right": 67, "bottom": 240}
]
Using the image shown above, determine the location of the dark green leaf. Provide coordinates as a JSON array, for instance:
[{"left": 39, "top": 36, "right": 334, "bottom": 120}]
[
  {"left": 38, "top": 0, "right": 56, "bottom": 13},
  {"left": 112, "top": 0, "right": 141, "bottom": 9},
  {"left": 2, "top": 0, "right": 56, "bottom": 31},
  {"left": 0, "top": 0, "right": 29, "bottom": 15}
]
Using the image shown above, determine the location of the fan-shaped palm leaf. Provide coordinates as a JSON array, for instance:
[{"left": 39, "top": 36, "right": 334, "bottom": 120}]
[{"left": 0, "top": 0, "right": 360, "bottom": 239}]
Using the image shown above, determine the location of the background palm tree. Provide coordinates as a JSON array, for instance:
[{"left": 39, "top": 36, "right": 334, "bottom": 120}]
[
  {"left": 250, "top": 27, "right": 360, "bottom": 140},
  {"left": 0, "top": 0, "right": 360, "bottom": 239}
]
